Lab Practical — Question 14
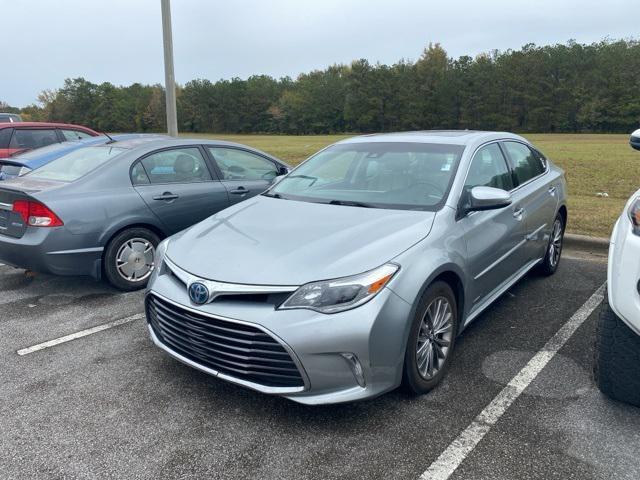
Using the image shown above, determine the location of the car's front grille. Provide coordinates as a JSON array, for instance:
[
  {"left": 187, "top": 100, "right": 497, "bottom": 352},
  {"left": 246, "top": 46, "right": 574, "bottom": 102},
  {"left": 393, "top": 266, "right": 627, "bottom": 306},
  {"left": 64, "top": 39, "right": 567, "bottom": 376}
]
[{"left": 146, "top": 294, "right": 305, "bottom": 388}]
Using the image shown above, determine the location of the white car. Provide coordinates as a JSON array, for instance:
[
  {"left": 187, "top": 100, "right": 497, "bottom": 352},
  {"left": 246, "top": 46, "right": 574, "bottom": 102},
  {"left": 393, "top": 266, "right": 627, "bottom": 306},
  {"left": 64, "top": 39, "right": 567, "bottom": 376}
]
[{"left": 594, "top": 129, "right": 640, "bottom": 406}]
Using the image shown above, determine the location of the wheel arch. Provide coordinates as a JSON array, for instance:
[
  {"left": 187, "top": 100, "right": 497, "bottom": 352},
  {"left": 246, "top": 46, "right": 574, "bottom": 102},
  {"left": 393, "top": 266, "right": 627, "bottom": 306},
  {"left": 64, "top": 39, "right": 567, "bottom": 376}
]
[
  {"left": 403, "top": 263, "right": 468, "bottom": 337},
  {"left": 558, "top": 204, "right": 568, "bottom": 226}
]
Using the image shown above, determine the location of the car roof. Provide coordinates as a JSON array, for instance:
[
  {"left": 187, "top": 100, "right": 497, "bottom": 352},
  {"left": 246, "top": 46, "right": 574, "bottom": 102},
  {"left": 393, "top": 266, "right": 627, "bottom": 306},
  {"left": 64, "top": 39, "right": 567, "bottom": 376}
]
[
  {"left": 337, "top": 130, "right": 527, "bottom": 146},
  {"left": 0, "top": 121, "right": 98, "bottom": 132},
  {"left": 107, "top": 137, "right": 260, "bottom": 150}
]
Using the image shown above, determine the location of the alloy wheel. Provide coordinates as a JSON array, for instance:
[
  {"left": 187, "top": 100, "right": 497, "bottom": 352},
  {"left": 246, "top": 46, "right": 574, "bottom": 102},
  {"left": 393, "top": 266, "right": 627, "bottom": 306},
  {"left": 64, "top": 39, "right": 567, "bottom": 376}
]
[
  {"left": 115, "top": 237, "right": 155, "bottom": 282},
  {"left": 549, "top": 218, "right": 563, "bottom": 268},
  {"left": 416, "top": 296, "right": 454, "bottom": 380}
]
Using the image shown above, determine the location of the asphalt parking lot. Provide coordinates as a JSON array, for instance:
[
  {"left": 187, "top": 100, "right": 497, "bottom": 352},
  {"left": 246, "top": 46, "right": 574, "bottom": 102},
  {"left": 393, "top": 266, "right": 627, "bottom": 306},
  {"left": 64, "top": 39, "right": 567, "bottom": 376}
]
[{"left": 1, "top": 250, "right": 639, "bottom": 480}]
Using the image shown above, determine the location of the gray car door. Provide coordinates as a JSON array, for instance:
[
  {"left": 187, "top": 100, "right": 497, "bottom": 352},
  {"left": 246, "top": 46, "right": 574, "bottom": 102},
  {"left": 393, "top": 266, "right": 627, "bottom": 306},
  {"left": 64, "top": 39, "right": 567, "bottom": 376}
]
[
  {"left": 132, "top": 146, "right": 229, "bottom": 234},
  {"left": 501, "top": 141, "right": 559, "bottom": 263},
  {"left": 206, "top": 147, "right": 280, "bottom": 205},
  {"left": 460, "top": 143, "right": 529, "bottom": 306}
]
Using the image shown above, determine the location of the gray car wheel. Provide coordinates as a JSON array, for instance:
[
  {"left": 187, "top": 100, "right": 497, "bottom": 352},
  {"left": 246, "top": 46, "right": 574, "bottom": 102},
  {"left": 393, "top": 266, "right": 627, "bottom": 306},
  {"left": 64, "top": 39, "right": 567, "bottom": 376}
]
[
  {"left": 538, "top": 213, "right": 564, "bottom": 276},
  {"left": 104, "top": 228, "right": 160, "bottom": 291},
  {"left": 403, "top": 281, "right": 458, "bottom": 394}
]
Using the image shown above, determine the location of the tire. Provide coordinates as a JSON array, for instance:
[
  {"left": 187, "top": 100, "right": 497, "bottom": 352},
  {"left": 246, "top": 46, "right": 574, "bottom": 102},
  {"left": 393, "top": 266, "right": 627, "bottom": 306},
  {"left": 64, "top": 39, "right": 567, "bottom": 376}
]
[
  {"left": 103, "top": 227, "right": 160, "bottom": 291},
  {"left": 538, "top": 212, "right": 564, "bottom": 276},
  {"left": 403, "top": 281, "right": 459, "bottom": 394},
  {"left": 594, "top": 294, "right": 640, "bottom": 407}
]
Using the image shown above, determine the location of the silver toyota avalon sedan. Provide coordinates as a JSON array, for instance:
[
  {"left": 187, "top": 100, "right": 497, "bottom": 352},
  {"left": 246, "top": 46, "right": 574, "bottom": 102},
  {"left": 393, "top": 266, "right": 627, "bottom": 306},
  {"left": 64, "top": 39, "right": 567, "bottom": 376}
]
[{"left": 145, "top": 131, "right": 567, "bottom": 405}]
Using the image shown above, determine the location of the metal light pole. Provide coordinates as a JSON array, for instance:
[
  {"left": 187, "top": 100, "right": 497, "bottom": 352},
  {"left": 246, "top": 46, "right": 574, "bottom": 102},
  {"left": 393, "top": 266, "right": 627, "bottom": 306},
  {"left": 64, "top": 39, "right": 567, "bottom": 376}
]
[{"left": 161, "top": 0, "right": 178, "bottom": 137}]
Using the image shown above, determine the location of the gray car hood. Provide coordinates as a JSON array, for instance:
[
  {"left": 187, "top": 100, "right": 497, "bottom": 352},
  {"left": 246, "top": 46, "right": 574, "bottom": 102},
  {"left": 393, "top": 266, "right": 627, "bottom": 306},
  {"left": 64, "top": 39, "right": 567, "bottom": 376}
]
[{"left": 166, "top": 195, "right": 435, "bottom": 285}]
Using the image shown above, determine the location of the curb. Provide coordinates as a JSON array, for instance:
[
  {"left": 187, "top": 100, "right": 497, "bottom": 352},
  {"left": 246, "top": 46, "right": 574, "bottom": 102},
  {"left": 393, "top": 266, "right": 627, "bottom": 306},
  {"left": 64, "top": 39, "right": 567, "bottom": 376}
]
[{"left": 564, "top": 233, "right": 610, "bottom": 254}]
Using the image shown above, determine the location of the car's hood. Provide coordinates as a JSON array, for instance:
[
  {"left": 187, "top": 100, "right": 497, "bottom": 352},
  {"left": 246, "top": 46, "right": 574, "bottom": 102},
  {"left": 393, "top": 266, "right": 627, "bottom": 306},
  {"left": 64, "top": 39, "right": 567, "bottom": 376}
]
[{"left": 166, "top": 196, "right": 436, "bottom": 285}]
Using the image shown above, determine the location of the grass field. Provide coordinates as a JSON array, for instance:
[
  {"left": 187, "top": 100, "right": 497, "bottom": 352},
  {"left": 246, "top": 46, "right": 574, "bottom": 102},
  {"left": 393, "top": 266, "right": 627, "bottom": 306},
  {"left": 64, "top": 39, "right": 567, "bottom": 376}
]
[{"left": 183, "top": 133, "right": 638, "bottom": 238}]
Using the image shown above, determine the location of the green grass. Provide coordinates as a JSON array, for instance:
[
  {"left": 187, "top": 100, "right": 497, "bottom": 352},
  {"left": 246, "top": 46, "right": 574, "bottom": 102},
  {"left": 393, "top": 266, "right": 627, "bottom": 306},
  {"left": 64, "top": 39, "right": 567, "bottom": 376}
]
[{"left": 182, "top": 133, "right": 637, "bottom": 238}]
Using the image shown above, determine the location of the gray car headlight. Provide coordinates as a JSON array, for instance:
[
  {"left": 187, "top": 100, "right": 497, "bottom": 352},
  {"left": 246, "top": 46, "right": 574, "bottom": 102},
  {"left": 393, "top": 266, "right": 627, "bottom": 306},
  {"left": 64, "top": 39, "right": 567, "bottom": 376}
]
[
  {"left": 279, "top": 264, "right": 399, "bottom": 314},
  {"left": 148, "top": 238, "right": 170, "bottom": 285}
]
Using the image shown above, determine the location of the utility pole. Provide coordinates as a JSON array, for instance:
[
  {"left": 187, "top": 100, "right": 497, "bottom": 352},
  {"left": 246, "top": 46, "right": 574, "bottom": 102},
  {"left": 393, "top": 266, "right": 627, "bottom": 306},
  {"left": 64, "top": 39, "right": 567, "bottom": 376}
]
[{"left": 161, "top": 0, "right": 178, "bottom": 136}]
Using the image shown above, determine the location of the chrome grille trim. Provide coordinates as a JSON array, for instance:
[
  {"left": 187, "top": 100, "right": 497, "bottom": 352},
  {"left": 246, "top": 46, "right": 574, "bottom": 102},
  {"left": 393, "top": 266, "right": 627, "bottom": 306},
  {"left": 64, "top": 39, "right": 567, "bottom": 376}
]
[{"left": 164, "top": 257, "right": 298, "bottom": 303}]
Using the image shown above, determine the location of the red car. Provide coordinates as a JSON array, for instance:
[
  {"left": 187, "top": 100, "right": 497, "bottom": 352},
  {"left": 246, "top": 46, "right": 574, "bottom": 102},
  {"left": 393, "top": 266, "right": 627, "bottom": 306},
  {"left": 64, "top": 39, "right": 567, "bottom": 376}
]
[{"left": 0, "top": 122, "right": 100, "bottom": 157}]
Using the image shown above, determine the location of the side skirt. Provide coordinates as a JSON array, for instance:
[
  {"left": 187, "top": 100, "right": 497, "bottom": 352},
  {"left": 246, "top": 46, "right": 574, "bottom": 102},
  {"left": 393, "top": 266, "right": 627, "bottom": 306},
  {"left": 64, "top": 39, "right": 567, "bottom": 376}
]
[{"left": 462, "top": 257, "right": 543, "bottom": 330}]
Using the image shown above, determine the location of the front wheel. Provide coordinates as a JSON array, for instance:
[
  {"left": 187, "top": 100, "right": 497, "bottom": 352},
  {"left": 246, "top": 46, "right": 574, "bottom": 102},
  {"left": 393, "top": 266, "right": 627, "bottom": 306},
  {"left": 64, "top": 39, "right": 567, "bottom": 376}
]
[
  {"left": 403, "top": 281, "right": 459, "bottom": 394},
  {"left": 594, "top": 295, "right": 640, "bottom": 407},
  {"left": 538, "top": 213, "right": 564, "bottom": 276},
  {"left": 103, "top": 228, "right": 160, "bottom": 291}
]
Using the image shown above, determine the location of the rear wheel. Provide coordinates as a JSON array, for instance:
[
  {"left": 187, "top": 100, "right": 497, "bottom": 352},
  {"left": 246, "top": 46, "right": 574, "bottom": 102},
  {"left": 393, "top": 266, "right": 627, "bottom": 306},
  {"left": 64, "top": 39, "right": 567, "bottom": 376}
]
[
  {"left": 403, "top": 281, "right": 458, "bottom": 394},
  {"left": 594, "top": 294, "right": 640, "bottom": 407},
  {"left": 538, "top": 213, "right": 564, "bottom": 276},
  {"left": 104, "top": 227, "right": 160, "bottom": 291}
]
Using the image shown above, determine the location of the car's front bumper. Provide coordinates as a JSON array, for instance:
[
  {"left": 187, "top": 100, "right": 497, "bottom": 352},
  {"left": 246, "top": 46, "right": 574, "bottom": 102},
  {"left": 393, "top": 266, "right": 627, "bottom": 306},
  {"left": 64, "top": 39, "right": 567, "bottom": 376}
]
[
  {"left": 0, "top": 227, "right": 103, "bottom": 278},
  {"left": 608, "top": 215, "right": 640, "bottom": 335},
  {"left": 146, "top": 271, "right": 414, "bottom": 405}
]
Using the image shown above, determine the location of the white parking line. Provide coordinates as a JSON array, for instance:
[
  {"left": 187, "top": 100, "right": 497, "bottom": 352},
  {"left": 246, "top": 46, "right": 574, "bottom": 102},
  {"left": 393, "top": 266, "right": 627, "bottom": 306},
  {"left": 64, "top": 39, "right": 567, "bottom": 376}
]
[
  {"left": 419, "top": 283, "right": 606, "bottom": 480},
  {"left": 17, "top": 313, "right": 144, "bottom": 356}
]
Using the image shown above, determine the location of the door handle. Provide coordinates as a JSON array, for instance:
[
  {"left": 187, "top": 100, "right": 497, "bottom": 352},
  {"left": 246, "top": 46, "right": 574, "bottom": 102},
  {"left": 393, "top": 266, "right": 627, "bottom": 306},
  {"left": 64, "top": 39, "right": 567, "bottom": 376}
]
[
  {"left": 548, "top": 186, "right": 557, "bottom": 195},
  {"left": 513, "top": 208, "right": 524, "bottom": 219},
  {"left": 229, "top": 186, "right": 249, "bottom": 195},
  {"left": 152, "top": 192, "right": 179, "bottom": 201}
]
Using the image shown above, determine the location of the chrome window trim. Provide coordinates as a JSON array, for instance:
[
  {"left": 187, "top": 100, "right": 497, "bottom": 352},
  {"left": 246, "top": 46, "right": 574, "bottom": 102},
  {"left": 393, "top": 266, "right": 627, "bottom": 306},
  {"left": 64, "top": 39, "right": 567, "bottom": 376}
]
[
  {"left": 500, "top": 139, "right": 550, "bottom": 194},
  {"left": 456, "top": 138, "right": 549, "bottom": 219},
  {"left": 146, "top": 290, "right": 311, "bottom": 393}
]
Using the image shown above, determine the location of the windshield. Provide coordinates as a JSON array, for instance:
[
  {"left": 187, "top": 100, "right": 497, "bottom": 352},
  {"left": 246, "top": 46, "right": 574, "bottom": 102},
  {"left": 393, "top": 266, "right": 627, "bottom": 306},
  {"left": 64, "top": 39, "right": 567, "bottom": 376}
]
[
  {"left": 270, "top": 142, "right": 465, "bottom": 210},
  {"left": 27, "top": 145, "right": 126, "bottom": 182}
]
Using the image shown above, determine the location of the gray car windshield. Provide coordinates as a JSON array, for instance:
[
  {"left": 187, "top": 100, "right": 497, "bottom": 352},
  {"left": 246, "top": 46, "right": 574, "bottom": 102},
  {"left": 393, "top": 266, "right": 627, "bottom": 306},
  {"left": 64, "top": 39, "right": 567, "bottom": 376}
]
[
  {"left": 28, "top": 146, "right": 126, "bottom": 182},
  {"left": 270, "top": 142, "right": 465, "bottom": 210}
]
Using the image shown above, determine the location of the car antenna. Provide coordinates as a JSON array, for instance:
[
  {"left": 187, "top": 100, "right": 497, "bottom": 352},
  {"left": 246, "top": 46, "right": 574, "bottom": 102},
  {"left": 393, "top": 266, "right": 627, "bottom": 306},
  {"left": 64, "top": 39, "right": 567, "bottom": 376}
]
[{"left": 101, "top": 132, "right": 116, "bottom": 144}]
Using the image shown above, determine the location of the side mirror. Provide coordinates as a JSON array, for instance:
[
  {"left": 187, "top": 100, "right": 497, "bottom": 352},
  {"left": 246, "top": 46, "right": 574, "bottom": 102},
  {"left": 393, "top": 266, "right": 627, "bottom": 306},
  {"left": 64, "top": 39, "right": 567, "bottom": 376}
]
[
  {"left": 468, "top": 186, "right": 512, "bottom": 212},
  {"left": 630, "top": 129, "right": 640, "bottom": 151},
  {"left": 278, "top": 165, "right": 289, "bottom": 175}
]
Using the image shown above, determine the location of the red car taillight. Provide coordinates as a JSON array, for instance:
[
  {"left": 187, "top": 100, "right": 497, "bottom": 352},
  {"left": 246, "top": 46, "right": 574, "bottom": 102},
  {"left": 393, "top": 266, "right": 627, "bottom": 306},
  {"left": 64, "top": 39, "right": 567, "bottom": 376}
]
[{"left": 12, "top": 200, "right": 63, "bottom": 227}]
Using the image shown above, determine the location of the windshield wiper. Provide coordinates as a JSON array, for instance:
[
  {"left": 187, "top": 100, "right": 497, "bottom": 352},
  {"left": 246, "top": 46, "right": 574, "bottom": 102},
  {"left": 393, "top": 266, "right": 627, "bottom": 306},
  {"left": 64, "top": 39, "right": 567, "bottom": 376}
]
[
  {"left": 262, "top": 191, "right": 284, "bottom": 199},
  {"left": 328, "top": 199, "right": 375, "bottom": 208},
  {"left": 286, "top": 174, "right": 318, "bottom": 186}
]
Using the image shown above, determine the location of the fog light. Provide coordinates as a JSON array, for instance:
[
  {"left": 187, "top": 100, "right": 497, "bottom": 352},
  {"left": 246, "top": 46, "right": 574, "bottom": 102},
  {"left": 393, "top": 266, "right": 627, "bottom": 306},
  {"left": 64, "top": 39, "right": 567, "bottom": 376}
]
[{"left": 341, "top": 353, "right": 366, "bottom": 387}]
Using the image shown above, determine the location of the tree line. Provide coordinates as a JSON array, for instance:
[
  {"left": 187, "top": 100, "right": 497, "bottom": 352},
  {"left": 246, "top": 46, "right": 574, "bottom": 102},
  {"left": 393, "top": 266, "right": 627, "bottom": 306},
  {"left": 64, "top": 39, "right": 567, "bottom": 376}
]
[{"left": 5, "top": 39, "right": 640, "bottom": 134}]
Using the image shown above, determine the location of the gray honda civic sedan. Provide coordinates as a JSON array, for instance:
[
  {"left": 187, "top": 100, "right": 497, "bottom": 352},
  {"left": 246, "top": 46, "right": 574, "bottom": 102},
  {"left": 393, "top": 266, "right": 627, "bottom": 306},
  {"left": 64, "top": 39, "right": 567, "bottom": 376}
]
[
  {"left": 145, "top": 131, "right": 567, "bottom": 404},
  {"left": 0, "top": 137, "right": 288, "bottom": 290}
]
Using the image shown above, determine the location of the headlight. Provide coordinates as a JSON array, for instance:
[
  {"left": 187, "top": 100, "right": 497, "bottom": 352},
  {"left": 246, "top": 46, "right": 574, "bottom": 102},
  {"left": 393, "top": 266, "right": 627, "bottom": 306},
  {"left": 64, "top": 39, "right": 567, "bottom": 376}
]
[
  {"left": 279, "top": 264, "right": 399, "bottom": 314},
  {"left": 148, "top": 238, "right": 170, "bottom": 285},
  {"left": 629, "top": 197, "right": 640, "bottom": 236}
]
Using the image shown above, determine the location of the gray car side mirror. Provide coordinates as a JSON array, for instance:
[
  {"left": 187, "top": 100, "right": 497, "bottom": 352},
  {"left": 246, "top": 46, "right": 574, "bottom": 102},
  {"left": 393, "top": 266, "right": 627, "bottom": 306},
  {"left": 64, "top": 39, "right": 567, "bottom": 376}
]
[
  {"left": 630, "top": 129, "right": 640, "bottom": 151},
  {"left": 468, "top": 186, "right": 512, "bottom": 212}
]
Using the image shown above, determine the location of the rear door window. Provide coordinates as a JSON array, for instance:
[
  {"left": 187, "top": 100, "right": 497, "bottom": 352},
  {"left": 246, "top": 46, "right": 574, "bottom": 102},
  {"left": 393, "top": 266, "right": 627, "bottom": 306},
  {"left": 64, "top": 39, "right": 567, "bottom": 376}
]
[
  {"left": 502, "top": 141, "right": 545, "bottom": 186},
  {"left": 60, "top": 129, "right": 94, "bottom": 141},
  {"left": 140, "top": 148, "right": 212, "bottom": 184},
  {"left": 0, "top": 128, "right": 13, "bottom": 148},
  {"left": 10, "top": 129, "right": 59, "bottom": 150},
  {"left": 208, "top": 147, "right": 279, "bottom": 181}
]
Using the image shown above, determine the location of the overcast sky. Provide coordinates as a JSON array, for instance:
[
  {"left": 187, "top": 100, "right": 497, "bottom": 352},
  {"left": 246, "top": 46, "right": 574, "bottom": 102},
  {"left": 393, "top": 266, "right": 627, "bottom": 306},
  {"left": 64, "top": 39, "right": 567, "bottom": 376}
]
[{"left": 2, "top": 0, "right": 638, "bottom": 107}]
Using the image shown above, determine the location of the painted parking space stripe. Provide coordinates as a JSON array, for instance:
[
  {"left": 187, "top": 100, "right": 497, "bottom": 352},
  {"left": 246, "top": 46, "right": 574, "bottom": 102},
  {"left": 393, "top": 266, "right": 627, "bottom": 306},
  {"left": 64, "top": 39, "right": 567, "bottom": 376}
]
[
  {"left": 17, "top": 313, "right": 144, "bottom": 356},
  {"left": 419, "top": 283, "right": 606, "bottom": 480}
]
